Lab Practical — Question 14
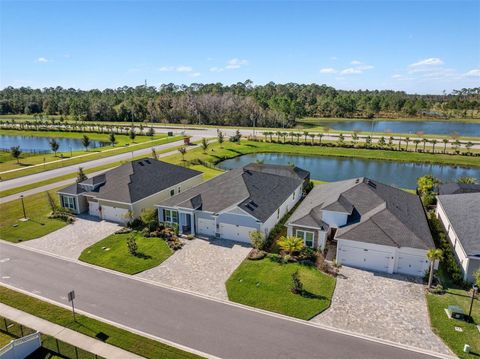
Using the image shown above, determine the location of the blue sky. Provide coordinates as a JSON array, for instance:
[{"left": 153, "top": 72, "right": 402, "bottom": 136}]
[{"left": 1, "top": 1, "right": 479, "bottom": 94}]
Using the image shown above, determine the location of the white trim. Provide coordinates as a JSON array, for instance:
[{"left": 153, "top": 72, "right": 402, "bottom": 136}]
[
  {"left": 286, "top": 223, "right": 320, "bottom": 231},
  {"left": 295, "top": 229, "right": 315, "bottom": 248}
]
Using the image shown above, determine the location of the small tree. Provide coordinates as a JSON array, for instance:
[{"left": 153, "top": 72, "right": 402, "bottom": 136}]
[
  {"left": 46, "top": 191, "right": 57, "bottom": 213},
  {"left": 147, "top": 127, "right": 155, "bottom": 137},
  {"left": 81, "top": 135, "right": 91, "bottom": 151},
  {"left": 109, "top": 132, "right": 116, "bottom": 147},
  {"left": 49, "top": 139, "right": 60, "bottom": 156},
  {"left": 427, "top": 248, "right": 443, "bottom": 289},
  {"left": 277, "top": 236, "right": 304, "bottom": 256},
  {"left": 76, "top": 167, "right": 88, "bottom": 183},
  {"left": 10, "top": 146, "right": 22, "bottom": 163},
  {"left": 442, "top": 138, "right": 449, "bottom": 153},
  {"left": 127, "top": 234, "right": 138, "bottom": 256},
  {"left": 178, "top": 146, "right": 187, "bottom": 161},
  {"left": 151, "top": 147, "right": 158, "bottom": 160},
  {"left": 217, "top": 130, "right": 224, "bottom": 147},
  {"left": 249, "top": 230, "right": 265, "bottom": 250},
  {"left": 291, "top": 270, "right": 303, "bottom": 295},
  {"left": 201, "top": 138, "right": 209, "bottom": 153},
  {"left": 129, "top": 128, "right": 136, "bottom": 142}
]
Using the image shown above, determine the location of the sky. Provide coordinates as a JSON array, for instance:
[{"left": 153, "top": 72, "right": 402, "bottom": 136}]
[{"left": 0, "top": 1, "right": 479, "bottom": 94}]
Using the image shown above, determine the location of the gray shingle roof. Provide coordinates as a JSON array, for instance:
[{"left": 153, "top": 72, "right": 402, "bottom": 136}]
[
  {"left": 288, "top": 178, "right": 434, "bottom": 250},
  {"left": 438, "top": 183, "right": 480, "bottom": 195},
  {"left": 437, "top": 193, "right": 480, "bottom": 256},
  {"left": 158, "top": 164, "right": 306, "bottom": 222},
  {"left": 57, "top": 159, "right": 202, "bottom": 204}
]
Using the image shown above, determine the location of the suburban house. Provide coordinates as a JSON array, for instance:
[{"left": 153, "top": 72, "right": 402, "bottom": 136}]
[
  {"left": 436, "top": 193, "right": 480, "bottom": 282},
  {"left": 57, "top": 159, "right": 203, "bottom": 223},
  {"left": 286, "top": 178, "right": 435, "bottom": 277},
  {"left": 156, "top": 163, "right": 310, "bottom": 243},
  {"left": 437, "top": 182, "right": 480, "bottom": 195}
]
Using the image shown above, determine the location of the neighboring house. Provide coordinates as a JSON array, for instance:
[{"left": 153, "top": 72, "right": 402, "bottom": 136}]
[
  {"left": 156, "top": 163, "right": 309, "bottom": 243},
  {"left": 57, "top": 159, "right": 203, "bottom": 224},
  {"left": 286, "top": 178, "right": 435, "bottom": 277},
  {"left": 436, "top": 193, "right": 480, "bottom": 282},
  {"left": 437, "top": 183, "right": 480, "bottom": 195}
]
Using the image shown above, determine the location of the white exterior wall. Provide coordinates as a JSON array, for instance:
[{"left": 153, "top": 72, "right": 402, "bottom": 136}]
[
  {"left": 436, "top": 201, "right": 470, "bottom": 281},
  {"left": 322, "top": 210, "right": 349, "bottom": 228},
  {"left": 260, "top": 184, "right": 303, "bottom": 237}
]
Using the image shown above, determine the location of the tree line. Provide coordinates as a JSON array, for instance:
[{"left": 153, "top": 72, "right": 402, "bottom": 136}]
[{"left": 0, "top": 83, "right": 479, "bottom": 128}]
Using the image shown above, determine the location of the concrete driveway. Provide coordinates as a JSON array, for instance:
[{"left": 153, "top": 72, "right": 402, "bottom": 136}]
[
  {"left": 311, "top": 266, "right": 451, "bottom": 355},
  {"left": 20, "top": 215, "right": 120, "bottom": 259},
  {"left": 137, "top": 237, "right": 250, "bottom": 299}
]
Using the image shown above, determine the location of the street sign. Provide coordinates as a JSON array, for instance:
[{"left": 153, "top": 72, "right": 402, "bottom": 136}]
[{"left": 68, "top": 290, "right": 75, "bottom": 302}]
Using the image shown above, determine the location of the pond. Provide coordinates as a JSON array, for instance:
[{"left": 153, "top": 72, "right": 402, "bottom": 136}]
[
  {"left": 304, "top": 120, "right": 480, "bottom": 137},
  {"left": 0, "top": 134, "right": 108, "bottom": 154},
  {"left": 217, "top": 153, "right": 480, "bottom": 189}
]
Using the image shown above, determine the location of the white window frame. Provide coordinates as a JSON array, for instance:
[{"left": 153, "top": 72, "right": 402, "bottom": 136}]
[
  {"left": 296, "top": 229, "right": 314, "bottom": 248},
  {"left": 63, "top": 196, "right": 76, "bottom": 211},
  {"left": 164, "top": 209, "right": 179, "bottom": 223}
]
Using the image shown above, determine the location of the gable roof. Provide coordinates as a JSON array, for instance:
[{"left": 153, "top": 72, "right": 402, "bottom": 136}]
[
  {"left": 157, "top": 164, "right": 306, "bottom": 222},
  {"left": 438, "top": 183, "right": 480, "bottom": 196},
  {"left": 437, "top": 193, "right": 480, "bottom": 257},
  {"left": 58, "top": 159, "right": 202, "bottom": 204},
  {"left": 288, "top": 178, "right": 434, "bottom": 250}
]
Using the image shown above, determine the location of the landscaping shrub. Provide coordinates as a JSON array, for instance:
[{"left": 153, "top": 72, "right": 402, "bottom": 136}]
[
  {"left": 247, "top": 248, "right": 267, "bottom": 260},
  {"left": 291, "top": 270, "right": 303, "bottom": 294}
]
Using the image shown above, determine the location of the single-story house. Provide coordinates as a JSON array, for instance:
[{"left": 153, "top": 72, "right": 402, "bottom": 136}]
[
  {"left": 437, "top": 183, "right": 480, "bottom": 196},
  {"left": 286, "top": 177, "right": 435, "bottom": 277},
  {"left": 57, "top": 159, "right": 203, "bottom": 224},
  {"left": 156, "top": 163, "right": 310, "bottom": 243},
  {"left": 436, "top": 193, "right": 480, "bottom": 282}
]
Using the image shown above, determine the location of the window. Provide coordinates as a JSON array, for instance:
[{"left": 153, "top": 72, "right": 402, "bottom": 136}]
[
  {"left": 277, "top": 209, "right": 280, "bottom": 219},
  {"left": 170, "top": 189, "right": 175, "bottom": 197},
  {"left": 296, "top": 230, "right": 314, "bottom": 248},
  {"left": 292, "top": 191, "right": 295, "bottom": 200},
  {"left": 178, "top": 187, "right": 181, "bottom": 193},
  {"left": 164, "top": 209, "right": 178, "bottom": 223},
  {"left": 62, "top": 196, "right": 76, "bottom": 211}
]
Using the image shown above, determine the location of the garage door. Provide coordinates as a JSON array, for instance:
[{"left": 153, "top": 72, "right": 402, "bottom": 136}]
[
  {"left": 397, "top": 253, "right": 429, "bottom": 277},
  {"left": 338, "top": 244, "right": 392, "bottom": 273},
  {"left": 102, "top": 206, "right": 129, "bottom": 224},
  {"left": 88, "top": 201, "right": 100, "bottom": 217},
  {"left": 197, "top": 218, "right": 216, "bottom": 236},
  {"left": 219, "top": 223, "right": 257, "bottom": 243}
]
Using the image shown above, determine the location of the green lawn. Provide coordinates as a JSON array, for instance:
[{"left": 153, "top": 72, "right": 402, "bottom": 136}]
[
  {"left": 0, "top": 330, "right": 15, "bottom": 347},
  {"left": 226, "top": 255, "right": 336, "bottom": 320},
  {"left": 0, "top": 286, "right": 202, "bottom": 359},
  {"left": 0, "top": 189, "right": 67, "bottom": 243},
  {"left": 79, "top": 232, "right": 172, "bottom": 274},
  {"left": 427, "top": 288, "right": 480, "bottom": 358}
]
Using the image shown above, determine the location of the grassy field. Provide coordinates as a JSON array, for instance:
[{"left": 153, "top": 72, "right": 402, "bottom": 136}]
[
  {"left": 427, "top": 288, "right": 480, "bottom": 358},
  {"left": 0, "top": 188, "right": 67, "bottom": 242},
  {"left": 79, "top": 232, "right": 172, "bottom": 274},
  {"left": 0, "top": 130, "right": 181, "bottom": 180},
  {"left": 226, "top": 255, "right": 336, "bottom": 320},
  {"left": 0, "top": 286, "right": 202, "bottom": 359},
  {"left": 161, "top": 140, "right": 480, "bottom": 169},
  {"left": 0, "top": 330, "right": 15, "bottom": 347}
]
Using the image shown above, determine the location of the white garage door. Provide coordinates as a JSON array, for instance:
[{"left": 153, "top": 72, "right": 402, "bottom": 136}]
[
  {"left": 338, "top": 244, "right": 392, "bottom": 273},
  {"left": 88, "top": 201, "right": 100, "bottom": 217},
  {"left": 219, "top": 223, "right": 256, "bottom": 243},
  {"left": 397, "top": 253, "right": 429, "bottom": 277},
  {"left": 197, "top": 218, "right": 216, "bottom": 236},
  {"left": 102, "top": 206, "right": 129, "bottom": 224}
]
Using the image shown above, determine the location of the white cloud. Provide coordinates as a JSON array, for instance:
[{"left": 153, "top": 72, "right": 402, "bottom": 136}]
[
  {"left": 225, "top": 58, "right": 248, "bottom": 69},
  {"left": 159, "top": 65, "right": 193, "bottom": 73},
  {"left": 392, "top": 74, "right": 403, "bottom": 79},
  {"left": 464, "top": 69, "right": 480, "bottom": 77},
  {"left": 209, "top": 67, "right": 225, "bottom": 73},
  {"left": 36, "top": 57, "right": 48, "bottom": 63},
  {"left": 319, "top": 67, "right": 337, "bottom": 74},
  {"left": 340, "top": 67, "right": 363, "bottom": 75},
  {"left": 350, "top": 60, "right": 362, "bottom": 65},
  {"left": 191, "top": 72, "right": 201, "bottom": 77},
  {"left": 409, "top": 57, "right": 444, "bottom": 68}
]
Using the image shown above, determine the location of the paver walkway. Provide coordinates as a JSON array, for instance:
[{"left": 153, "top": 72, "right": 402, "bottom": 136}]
[
  {"left": 311, "top": 266, "right": 451, "bottom": 355},
  {"left": 0, "top": 302, "right": 143, "bottom": 358},
  {"left": 137, "top": 237, "right": 250, "bottom": 300},
  {"left": 20, "top": 215, "right": 119, "bottom": 259}
]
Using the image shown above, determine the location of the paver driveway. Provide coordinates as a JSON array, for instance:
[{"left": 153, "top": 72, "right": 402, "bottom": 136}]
[
  {"left": 20, "top": 215, "right": 120, "bottom": 259},
  {"left": 137, "top": 237, "right": 250, "bottom": 300},
  {"left": 311, "top": 266, "right": 451, "bottom": 355}
]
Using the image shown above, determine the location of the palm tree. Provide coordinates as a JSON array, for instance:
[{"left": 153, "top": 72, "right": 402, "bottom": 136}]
[
  {"left": 309, "top": 133, "right": 316, "bottom": 145},
  {"left": 201, "top": 138, "right": 209, "bottom": 153},
  {"left": 290, "top": 132, "right": 295, "bottom": 143},
  {"left": 422, "top": 138, "right": 428, "bottom": 152},
  {"left": 430, "top": 139, "right": 437, "bottom": 153},
  {"left": 295, "top": 133, "right": 302, "bottom": 143},
  {"left": 277, "top": 236, "right": 304, "bottom": 256},
  {"left": 178, "top": 146, "right": 187, "bottom": 161},
  {"left": 427, "top": 248, "right": 443, "bottom": 289},
  {"left": 303, "top": 131, "right": 309, "bottom": 144},
  {"left": 442, "top": 138, "right": 449, "bottom": 153},
  {"left": 388, "top": 136, "right": 394, "bottom": 147},
  {"left": 465, "top": 141, "right": 474, "bottom": 154},
  {"left": 413, "top": 139, "right": 420, "bottom": 152},
  {"left": 378, "top": 136, "right": 386, "bottom": 147},
  {"left": 276, "top": 131, "right": 282, "bottom": 142},
  {"left": 282, "top": 132, "right": 288, "bottom": 143},
  {"left": 352, "top": 133, "right": 359, "bottom": 146},
  {"left": 317, "top": 133, "right": 324, "bottom": 146},
  {"left": 397, "top": 138, "right": 402, "bottom": 150},
  {"left": 404, "top": 137, "right": 410, "bottom": 151},
  {"left": 338, "top": 133, "right": 345, "bottom": 145},
  {"left": 453, "top": 139, "right": 461, "bottom": 153}
]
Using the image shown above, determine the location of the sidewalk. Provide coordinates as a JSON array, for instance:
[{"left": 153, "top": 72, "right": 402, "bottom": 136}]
[{"left": 0, "top": 303, "right": 143, "bottom": 359}]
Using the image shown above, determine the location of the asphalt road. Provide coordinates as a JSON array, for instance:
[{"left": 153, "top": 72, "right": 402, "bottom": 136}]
[{"left": 0, "top": 242, "right": 443, "bottom": 359}]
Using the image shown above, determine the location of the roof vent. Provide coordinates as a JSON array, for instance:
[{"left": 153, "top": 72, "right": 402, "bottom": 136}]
[
  {"left": 355, "top": 178, "right": 360, "bottom": 183},
  {"left": 145, "top": 159, "right": 151, "bottom": 164},
  {"left": 367, "top": 180, "right": 376, "bottom": 189},
  {"left": 138, "top": 162, "right": 144, "bottom": 166},
  {"left": 249, "top": 201, "right": 258, "bottom": 208},
  {"left": 246, "top": 204, "right": 255, "bottom": 211}
]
